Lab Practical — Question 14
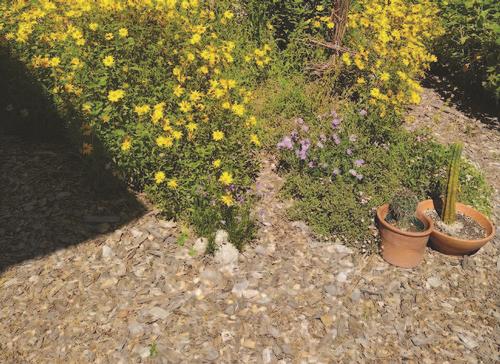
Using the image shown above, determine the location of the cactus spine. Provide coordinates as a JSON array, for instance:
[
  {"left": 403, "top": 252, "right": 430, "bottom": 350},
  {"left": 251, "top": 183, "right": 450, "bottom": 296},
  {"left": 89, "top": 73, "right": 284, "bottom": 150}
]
[{"left": 442, "top": 143, "right": 463, "bottom": 225}]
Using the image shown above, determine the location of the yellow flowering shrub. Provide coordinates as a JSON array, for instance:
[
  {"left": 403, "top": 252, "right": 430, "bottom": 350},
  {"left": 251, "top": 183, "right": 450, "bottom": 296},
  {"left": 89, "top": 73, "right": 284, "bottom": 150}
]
[
  {"left": 341, "top": 0, "right": 443, "bottom": 116},
  {"left": 0, "top": 0, "right": 270, "bottom": 226}
]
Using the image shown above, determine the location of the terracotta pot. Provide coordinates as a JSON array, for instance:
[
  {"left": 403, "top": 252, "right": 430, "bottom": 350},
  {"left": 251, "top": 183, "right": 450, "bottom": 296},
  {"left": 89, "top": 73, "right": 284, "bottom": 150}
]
[
  {"left": 376, "top": 204, "right": 432, "bottom": 268},
  {"left": 416, "top": 199, "right": 496, "bottom": 256}
]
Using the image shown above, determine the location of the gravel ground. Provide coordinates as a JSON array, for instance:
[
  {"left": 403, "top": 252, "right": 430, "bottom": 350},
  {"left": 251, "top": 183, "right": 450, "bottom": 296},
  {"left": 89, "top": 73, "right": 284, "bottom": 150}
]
[{"left": 0, "top": 87, "right": 499, "bottom": 363}]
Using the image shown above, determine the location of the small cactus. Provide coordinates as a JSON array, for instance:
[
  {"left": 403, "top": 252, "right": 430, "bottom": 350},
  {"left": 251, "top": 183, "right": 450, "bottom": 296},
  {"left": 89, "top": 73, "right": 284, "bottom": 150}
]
[
  {"left": 388, "top": 188, "right": 420, "bottom": 230},
  {"left": 442, "top": 143, "right": 463, "bottom": 225}
]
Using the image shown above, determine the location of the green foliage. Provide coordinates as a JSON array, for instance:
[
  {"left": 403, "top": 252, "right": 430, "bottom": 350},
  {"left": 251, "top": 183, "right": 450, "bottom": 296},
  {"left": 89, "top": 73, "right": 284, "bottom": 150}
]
[
  {"left": 442, "top": 143, "right": 463, "bottom": 224},
  {"left": 276, "top": 101, "right": 492, "bottom": 250},
  {"left": 387, "top": 189, "right": 422, "bottom": 231},
  {"left": 434, "top": 0, "right": 500, "bottom": 102}
]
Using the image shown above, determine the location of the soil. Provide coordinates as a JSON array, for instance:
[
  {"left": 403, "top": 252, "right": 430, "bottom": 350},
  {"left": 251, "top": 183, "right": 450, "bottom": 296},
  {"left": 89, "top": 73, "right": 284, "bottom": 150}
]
[{"left": 426, "top": 209, "right": 487, "bottom": 240}]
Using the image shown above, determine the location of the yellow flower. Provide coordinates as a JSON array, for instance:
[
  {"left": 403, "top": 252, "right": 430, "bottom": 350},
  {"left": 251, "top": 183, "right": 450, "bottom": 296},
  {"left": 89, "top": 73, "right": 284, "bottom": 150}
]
[
  {"left": 370, "top": 88, "right": 381, "bottom": 99},
  {"left": 89, "top": 23, "right": 98, "bottom": 31},
  {"left": 341, "top": 53, "right": 351, "bottom": 66},
  {"left": 213, "top": 159, "right": 221, "bottom": 168},
  {"left": 179, "top": 101, "right": 192, "bottom": 113},
  {"left": 154, "top": 171, "right": 166, "bottom": 184},
  {"left": 246, "top": 116, "right": 257, "bottom": 127},
  {"left": 316, "top": 5, "right": 325, "bottom": 11},
  {"left": 190, "top": 33, "right": 201, "bottom": 45},
  {"left": 105, "top": 33, "right": 114, "bottom": 40},
  {"left": 223, "top": 11, "right": 234, "bottom": 20},
  {"left": 82, "top": 103, "right": 92, "bottom": 113},
  {"left": 82, "top": 143, "right": 93, "bottom": 155},
  {"left": 167, "top": 179, "right": 178, "bottom": 189},
  {"left": 134, "top": 104, "right": 150, "bottom": 116},
  {"left": 186, "top": 122, "right": 197, "bottom": 132},
  {"left": 71, "top": 57, "right": 83, "bottom": 69},
  {"left": 102, "top": 55, "right": 115, "bottom": 67},
  {"left": 231, "top": 103, "right": 245, "bottom": 117},
  {"left": 212, "top": 130, "right": 224, "bottom": 141},
  {"left": 174, "top": 85, "right": 185, "bottom": 97},
  {"left": 219, "top": 171, "right": 233, "bottom": 185},
  {"left": 108, "top": 89, "right": 125, "bottom": 102},
  {"left": 356, "top": 77, "right": 366, "bottom": 85},
  {"left": 410, "top": 91, "right": 421, "bottom": 105},
  {"left": 189, "top": 91, "right": 203, "bottom": 102},
  {"left": 118, "top": 28, "right": 128, "bottom": 38},
  {"left": 222, "top": 101, "right": 231, "bottom": 109},
  {"left": 121, "top": 138, "right": 132, "bottom": 151},
  {"left": 172, "top": 130, "right": 183, "bottom": 140},
  {"left": 380, "top": 72, "right": 390, "bottom": 82},
  {"left": 49, "top": 57, "right": 61, "bottom": 67},
  {"left": 152, "top": 102, "right": 165, "bottom": 124},
  {"left": 326, "top": 21, "right": 335, "bottom": 29},
  {"left": 156, "top": 136, "right": 173, "bottom": 148},
  {"left": 221, "top": 194, "right": 234, "bottom": 206},
  {"left": 250, "top": 134, "right": 260, "bottom": 146}
]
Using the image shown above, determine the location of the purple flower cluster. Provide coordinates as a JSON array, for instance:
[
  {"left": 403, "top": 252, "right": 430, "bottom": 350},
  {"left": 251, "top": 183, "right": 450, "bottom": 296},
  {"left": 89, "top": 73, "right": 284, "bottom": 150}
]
[
  {"left": 277, "top": 109, "right": 368, "bottom": 182},
  {"left": 296, "top": 138, "right": 311, "bottom": 160}
]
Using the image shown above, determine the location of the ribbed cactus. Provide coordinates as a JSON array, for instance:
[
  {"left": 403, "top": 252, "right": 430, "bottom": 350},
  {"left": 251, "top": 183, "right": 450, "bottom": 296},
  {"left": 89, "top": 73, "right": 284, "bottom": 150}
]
[{"left": 442, "top": 143, "right": 463, "bottom": 225}]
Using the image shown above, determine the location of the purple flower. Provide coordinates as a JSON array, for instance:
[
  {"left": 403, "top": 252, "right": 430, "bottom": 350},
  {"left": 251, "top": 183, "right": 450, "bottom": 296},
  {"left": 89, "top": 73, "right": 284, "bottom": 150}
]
[
  {"left": 295, "top": 117, "right": 304, "bottom": 125},
  {"left": 296, "top": 138, "right": 311, "bottom": 160},
  {"left": 301, "top": 124, "right": 309, "bottom": 132},
  {"left": 319, "top": 134, "right": 327, "bottom": 142},
  {"left": 316, "top": 141, "right": 324, "bottom": 149},
  {"left": 359, "top": 109, "right": 367, "bottom": 117},
  {"left": 308, "top": 161, "right": 316, "bottom": 168},
  {"left": 354, "top": 159, "right": 365, "bottom": 167},
  {"left": 332, "top": 133, "right": 341, "bottom": 145},
  {"left": 331, "top": 118, "right": 341, "bottom": 129},
  {"left": 332, "top": 168, "right": 340, "bottom": 176},
  {"left": 290, "top": 130, "right": 299, "bottom": 141},
  {"left": 349, "top": 169, "right": 357, "bottom": 176},
  {"left": 277, "top": 136, "right": 293, "bottom": 150},
  {"left": 346, "top": 148, "right": 353, "bottom": 156},
  {"left": 349, "top": 134, "right": 357, "bottom": 142},
  {"left": 356, "top": 174, "right": 364, "bottom": 181}
]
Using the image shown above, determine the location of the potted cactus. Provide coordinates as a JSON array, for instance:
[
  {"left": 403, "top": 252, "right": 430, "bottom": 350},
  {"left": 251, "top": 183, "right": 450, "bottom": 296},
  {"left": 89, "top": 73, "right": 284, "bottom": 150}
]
[
  {"left": 376, "top": 189, "right": 433, "bottom": 268},
  {"left": 417, "top": 143, "right": 495, "bottom": 255}
]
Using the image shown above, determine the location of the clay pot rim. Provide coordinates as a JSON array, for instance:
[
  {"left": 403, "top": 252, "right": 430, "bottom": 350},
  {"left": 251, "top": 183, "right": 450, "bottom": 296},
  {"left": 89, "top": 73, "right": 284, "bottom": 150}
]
[
  {"left": 376, "top": 204, "right": 433, "bottom": 238},
  {"left": 418, "top": 199, "right": 496, "bottom": 245}
]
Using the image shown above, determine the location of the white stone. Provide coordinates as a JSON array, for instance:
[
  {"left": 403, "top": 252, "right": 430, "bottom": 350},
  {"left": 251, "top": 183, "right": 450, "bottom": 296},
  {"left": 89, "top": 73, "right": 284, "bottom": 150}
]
[
  {"left": 149, "top": 306, "right": 169, "bottom": 320},
  {"left": 336, "top": 271, "right": 348, "bottom": 283},
  {"left": 102, "top": 245, "right": 114, "bottom": 259},
  {"left": 193, "top": 238, "right": 208, "bottom": 255},
  {"left": 215, "top": 243, "right": 239, "bottom": 267},
  {"left": 215, "top": 229, "right": 229, "bottom": 245},
  {"left": 262, "top": 347, "right": 273, "bottom": 363}
]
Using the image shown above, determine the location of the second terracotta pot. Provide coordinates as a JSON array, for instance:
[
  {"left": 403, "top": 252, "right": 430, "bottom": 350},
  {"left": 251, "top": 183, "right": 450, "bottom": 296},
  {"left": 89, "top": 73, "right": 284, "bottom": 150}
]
[
  {"left": 416, "top": 199, "right": 496, "bottom": 256},
  {"left": 376, "top": 204, "right": 433, "bottom": 268}
]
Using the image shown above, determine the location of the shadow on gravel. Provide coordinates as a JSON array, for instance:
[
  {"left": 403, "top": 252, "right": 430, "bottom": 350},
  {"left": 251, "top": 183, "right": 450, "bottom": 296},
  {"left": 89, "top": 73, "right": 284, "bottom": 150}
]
[
  {"left": 0, "top": 47, "right": 147, "bottom": 273},
  {"left": 423, "top": 73, "right": 499, "bottom": 132}
]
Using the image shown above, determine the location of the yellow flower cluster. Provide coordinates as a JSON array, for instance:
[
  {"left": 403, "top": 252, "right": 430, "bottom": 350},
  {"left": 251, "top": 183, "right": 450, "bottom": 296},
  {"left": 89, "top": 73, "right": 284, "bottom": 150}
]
[
  {"left": 1, "top": 0, "right": 267, "bottom": 210},
  {"left": 344, "top": 0, "right": 443, "bottom": 116}
]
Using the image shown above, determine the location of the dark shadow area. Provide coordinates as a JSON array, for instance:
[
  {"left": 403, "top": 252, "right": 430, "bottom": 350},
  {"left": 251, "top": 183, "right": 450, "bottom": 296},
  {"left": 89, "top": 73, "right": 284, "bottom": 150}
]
[
  {"left": 424, "top": 70, "right": 499, "bottom": 132},
  {"left": 0, "top": 46, "right": 148, "bottom": 273}
]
